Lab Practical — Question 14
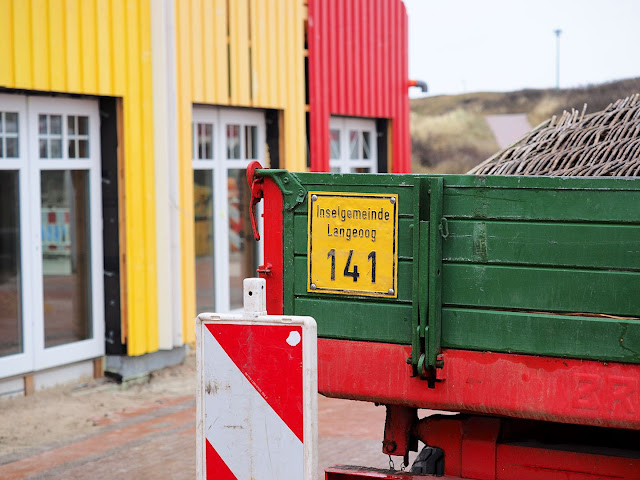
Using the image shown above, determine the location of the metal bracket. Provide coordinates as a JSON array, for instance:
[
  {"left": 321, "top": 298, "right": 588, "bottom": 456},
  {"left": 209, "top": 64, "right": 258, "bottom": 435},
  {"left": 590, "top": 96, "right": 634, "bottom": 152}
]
[
  {"left": 438, "top": 217, "right": 449, "bottom": 239},
  {"left": 254, "top": 168, "right": 307, "bottom": 212}
]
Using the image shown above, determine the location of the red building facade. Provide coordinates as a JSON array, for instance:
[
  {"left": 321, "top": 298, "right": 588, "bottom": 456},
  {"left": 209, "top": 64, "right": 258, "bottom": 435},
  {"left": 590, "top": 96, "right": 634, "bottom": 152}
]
[{"left": 308, "top": 0, "right": 411, "bottom": 173}]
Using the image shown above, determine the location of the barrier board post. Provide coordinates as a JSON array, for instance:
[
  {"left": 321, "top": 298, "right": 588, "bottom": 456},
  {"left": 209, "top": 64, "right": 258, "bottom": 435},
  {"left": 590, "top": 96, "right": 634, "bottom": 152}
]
[{"left": 196, "top": 278, "right": 317, "bottom": 479}]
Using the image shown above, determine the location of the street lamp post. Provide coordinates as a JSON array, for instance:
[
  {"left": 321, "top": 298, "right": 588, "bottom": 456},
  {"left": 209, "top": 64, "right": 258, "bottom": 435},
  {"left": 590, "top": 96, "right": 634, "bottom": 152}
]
[{"left": 554, "top": 28, "right": 562, "bottom": 90}]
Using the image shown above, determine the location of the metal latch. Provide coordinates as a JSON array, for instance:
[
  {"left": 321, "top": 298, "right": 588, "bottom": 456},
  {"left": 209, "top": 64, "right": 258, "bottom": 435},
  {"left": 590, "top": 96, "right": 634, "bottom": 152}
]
[{"left": 256, "top": 263, "right": 272, "bottom": 277}]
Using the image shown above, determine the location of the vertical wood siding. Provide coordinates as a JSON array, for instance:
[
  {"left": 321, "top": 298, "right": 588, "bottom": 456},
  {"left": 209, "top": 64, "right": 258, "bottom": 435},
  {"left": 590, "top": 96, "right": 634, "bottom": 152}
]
[
  {"left": 308, "top": 0, "right": 410, "bottom": 173},
  {"left": 175, "top": 0, "right": 306, "bottom": 343},
  {"left": 0, "top": 0, "right": 158, "bottom": 356}
]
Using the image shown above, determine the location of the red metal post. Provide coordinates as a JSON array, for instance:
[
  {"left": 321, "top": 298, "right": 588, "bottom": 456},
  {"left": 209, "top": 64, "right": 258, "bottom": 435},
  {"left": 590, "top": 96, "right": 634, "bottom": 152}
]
[
  {"left": 382, "top": 405, "right": 418, "bottom": 458},
  {"left": 259, "top": 177, "right": 284, "bottom": 315}
]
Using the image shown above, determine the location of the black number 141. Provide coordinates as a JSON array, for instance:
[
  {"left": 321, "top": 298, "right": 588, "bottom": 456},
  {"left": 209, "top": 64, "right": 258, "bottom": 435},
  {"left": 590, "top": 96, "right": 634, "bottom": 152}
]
[{"left": 327, "top": 249, "right": 376, "bottom": 283}]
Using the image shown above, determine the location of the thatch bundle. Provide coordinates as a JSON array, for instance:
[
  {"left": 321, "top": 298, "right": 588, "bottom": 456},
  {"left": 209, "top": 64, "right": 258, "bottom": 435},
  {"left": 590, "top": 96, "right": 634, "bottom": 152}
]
[{"left": 469, "top": 94, "right": 640, "bottom": 176}]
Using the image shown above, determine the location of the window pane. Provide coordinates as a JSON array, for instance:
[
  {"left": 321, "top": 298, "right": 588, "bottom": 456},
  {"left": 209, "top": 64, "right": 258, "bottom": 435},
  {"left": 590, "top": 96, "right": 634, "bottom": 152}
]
[
  {"left": 39, "top": 139, "right": 48, "bottom": 158},
  {"left": 194, "top": 170, "right": 215, "bottom": 313},
  {"left": 50, "top": 115, "right": 62, "bottom": 135},
  {"left": 0, "top": 113, "right": 3, "bottom": 133},
  {"left": 245, "top": 125, "right": 258, "bottom": 160},
  {"left": 78, "top": 139, "right": 89, "bottom": 158},
  {"left": 68, "top": 116, "right": 76, "bottom": 135},
  {"left": 330, "top": 129, "right": 341, "bottom": 159},
  {"left": 362, "top": 131, "right": 371, "bottom": 159},
  {"left": 41, "top": 170, "right": 92, "bottom": 348},
  {"left": 349, "top": 130, "right": 359, "bottom": 160},
  {"left": 228, "top": 169, "right": 257, "bottom": 309},
  {"left": 226, "top": 125, "right": 240, "bottom": 159},
  {"left": 5, "top": 138, "right": 18, "bottom": 158},
  {"left": 205, "top": 124, "right": 213, "bottom": 159},
  {"left": 197, "top": 123, "right": 213, "bottom": 160},
  {"left": 39, "top": 115, "right": 47, "bottom": 134},
  {"left": 5, "top": 137, "right": 17, "bottom": 158},
  {"left": 49, "top": 139, "right": 62, "bottom": 158},
  {"left": 78, "top": 116, "right": 89, "bottom": 135},
  {"left": 0, "top": 171, "right": 23, "bottom": 357},
  {"left": 351, "top": 167, "right": 371, "bottom": 173},
  {"left": 68, "top": 139, "right": 77, "bottom": 158},
  {"left": 5, "top": 113, "right": 18, "bottom": 134}
]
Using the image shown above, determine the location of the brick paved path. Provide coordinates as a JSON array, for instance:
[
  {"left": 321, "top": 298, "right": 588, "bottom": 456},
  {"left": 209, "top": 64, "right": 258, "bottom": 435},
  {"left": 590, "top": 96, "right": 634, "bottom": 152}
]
[{"left": 0, "top": 394, "right": 408, "bottom": 479}]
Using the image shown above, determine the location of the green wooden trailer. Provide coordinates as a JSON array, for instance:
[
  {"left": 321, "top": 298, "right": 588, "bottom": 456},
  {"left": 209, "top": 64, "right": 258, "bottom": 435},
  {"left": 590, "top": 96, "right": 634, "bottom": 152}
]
[{"left": 250, "top": 166, "right": 640, "bottom": 478}]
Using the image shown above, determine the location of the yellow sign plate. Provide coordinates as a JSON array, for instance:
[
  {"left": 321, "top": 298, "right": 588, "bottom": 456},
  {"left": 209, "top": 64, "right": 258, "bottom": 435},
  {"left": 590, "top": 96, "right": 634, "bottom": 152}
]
[{"left": 307, "top": 192, "right": 398, "bottom": 297}]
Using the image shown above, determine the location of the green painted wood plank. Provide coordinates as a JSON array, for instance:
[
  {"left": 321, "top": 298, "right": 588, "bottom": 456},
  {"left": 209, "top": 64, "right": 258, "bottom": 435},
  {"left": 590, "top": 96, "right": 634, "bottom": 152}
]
[
  {"left": 440, "top": 174, "right": 640, "bottom": 191},
  {"left": 294, "top": 297, "right": 413, "bottom": 344},
  {"left": 442, "top": 308, "right": 640, "bottom": 364},
  {"left": 296, "top": 180, "right": 418, "bottom": 216},
  {"left": 443, "top": 264, "right": 640, "bottom": 317},
  {"left": 443, "top": 188, "right": 640, "bottom": 223},
  {"left": 293, "top": 256, "right": 414, "bottom": 303},
  {"left": 443, "top": 220, "right": 640, "bottom": 270}
]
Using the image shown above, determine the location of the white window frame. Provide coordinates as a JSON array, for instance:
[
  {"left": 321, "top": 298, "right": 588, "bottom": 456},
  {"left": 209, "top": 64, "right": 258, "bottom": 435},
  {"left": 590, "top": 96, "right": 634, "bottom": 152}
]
[
  {"left": 0, "top": 94, "right": 104, "bottom": 377},
  {"left": 0, "top": 94, "right": 33, "bottom": 378},
  {"left": 329, "top": 116, "right": 378, "bottom": 173},
  {"left": 192, "top": 106, "right": 265, "bottom": 313}
]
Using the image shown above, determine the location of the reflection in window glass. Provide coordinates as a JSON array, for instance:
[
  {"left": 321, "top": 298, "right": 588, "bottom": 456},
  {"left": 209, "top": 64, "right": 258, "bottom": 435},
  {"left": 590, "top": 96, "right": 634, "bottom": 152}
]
[
  {"left": 5, "top": 138, "right": 18, "bottom": 158},
  {"left": 41, "top": 170, "right": 92, "bottom": 348},
  {"left": 5, "top": 113, "right": 18, "bottom": 133},
  {"left": 228, "top": 169, "right": 257, "bottom": 310},
  {"left": 194, "top": 170, "right": 215, "bottom": 313},
  {"left": 39, "top": 115, "right": 47, "bottom": 135},
  {"left": 349, "top": 130, "right": 359, "bottom": 160},
  {"left": 50, "top": 115, "right": 62, "bottom": 134},
  {"left": 226, "top": 125, "right": 241, "bottom": 159},
  {"left": 362, "top": 131, "right": 371, "bottom": 159},
  {"left": 50, "top": 139, "right": 62, "bottom": 158},
  {"left": 78, "top": 116, "right": 89, "bottom": 135},
  {"left": 197, "top": 123, "right": 213, "bottom": 160},
  {"left": 245, "top": 126, "right": 258, "bottom": 160},
  {"left": 0, "top": 171, "right": 22, "bottom": 357},
  {"left": 330, "top": 130, "right": 340, "bottom": 159}
]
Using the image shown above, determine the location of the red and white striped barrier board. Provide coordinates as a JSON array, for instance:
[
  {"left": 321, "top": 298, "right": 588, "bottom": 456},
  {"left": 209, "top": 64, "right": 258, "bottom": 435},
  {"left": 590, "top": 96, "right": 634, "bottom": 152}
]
[{"left": 196, "top": 278, "right": 317, "bottom": 480}]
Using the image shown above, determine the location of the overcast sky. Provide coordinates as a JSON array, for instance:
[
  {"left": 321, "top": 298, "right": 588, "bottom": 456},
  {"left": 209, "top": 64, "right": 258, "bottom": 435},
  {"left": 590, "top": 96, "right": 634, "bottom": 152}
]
[{"left": 404, "top": 0, "right": 640, "bottom": 97}]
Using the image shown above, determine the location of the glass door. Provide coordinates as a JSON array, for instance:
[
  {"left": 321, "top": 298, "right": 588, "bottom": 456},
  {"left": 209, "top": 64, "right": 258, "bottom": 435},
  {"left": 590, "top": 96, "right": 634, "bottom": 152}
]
[
  {"left": 0, "top": 94, "right": 32, "bottom": 378},
  {"left": 0, "top": 95, "right": 104, "bottom": 378},
  {"left": 28, "top": 97, "right": 104, "bottom": 371},
  {"left": 193, "top": 106, "right": 265, "bottom": 314}
]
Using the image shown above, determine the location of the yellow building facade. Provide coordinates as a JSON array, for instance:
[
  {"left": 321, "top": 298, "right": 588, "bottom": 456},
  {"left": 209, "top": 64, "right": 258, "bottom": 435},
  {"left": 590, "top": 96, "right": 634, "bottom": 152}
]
[{"left": 0, "top": 0, "right": 306, "bottom": 388}]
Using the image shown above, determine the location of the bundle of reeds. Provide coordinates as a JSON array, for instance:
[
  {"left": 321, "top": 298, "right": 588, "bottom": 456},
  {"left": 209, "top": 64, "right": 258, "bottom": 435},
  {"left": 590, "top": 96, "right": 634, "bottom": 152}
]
[{"left": 469, "top": 94, "right": 640, "bottom": 176}]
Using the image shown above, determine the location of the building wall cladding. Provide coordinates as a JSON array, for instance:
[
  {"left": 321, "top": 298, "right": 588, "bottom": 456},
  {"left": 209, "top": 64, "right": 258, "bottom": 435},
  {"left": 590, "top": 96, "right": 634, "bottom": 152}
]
[
  {"left": 308, "top": 0, "right": 410, "bottom": 173},
  {"left": 0, "top": 0, "right": 407, "bottom": 360},
  {"left": 0, "top": 0, "right": 159, "bottom": 356},
  {"left": 174, "top": 0, "right": 306, "bottom": 343}
]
